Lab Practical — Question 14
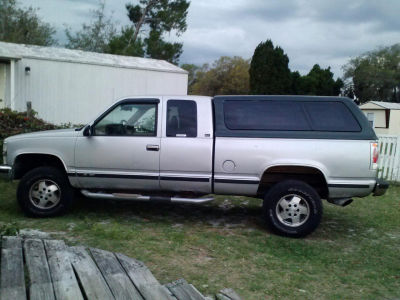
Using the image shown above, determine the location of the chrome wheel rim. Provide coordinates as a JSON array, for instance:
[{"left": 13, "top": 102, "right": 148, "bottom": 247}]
[
  {"left": 29, "top": 179, "right": 61, "bottom": 209},
  {"left": 276, "top": 194, "right": 310, "bottom": 227}
]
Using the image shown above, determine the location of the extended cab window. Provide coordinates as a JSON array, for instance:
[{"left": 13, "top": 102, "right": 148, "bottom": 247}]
[
  {"left": 166, "top": 100, "right": 197, "bottom": 137},
  {"left": 94, "top": 103, "right": 157, "bottom": 136}
]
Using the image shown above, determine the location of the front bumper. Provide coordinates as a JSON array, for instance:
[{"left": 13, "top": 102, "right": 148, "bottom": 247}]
[
  {"left": 373, "top": 178, "right": 389, "bottom": 196},
  {"left": 0, "top": 165, "right": 12, "bottom": 180}
]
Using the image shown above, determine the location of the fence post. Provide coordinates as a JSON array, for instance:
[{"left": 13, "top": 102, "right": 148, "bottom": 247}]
[
  {"left": 392, "top": 137, "right": 400, "bottom": 181},
  {"left": 377, "top": 134, "right": 400, "bottom": 182}
]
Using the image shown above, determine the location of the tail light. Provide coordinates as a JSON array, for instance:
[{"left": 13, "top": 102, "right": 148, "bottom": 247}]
[{"left": 371, "top": 142, "right": 379, "bottom": 170}]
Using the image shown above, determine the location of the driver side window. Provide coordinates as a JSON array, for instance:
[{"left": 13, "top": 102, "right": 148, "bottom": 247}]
[{"left": 94, "top": 103, "right": 157, "bottom": 136}]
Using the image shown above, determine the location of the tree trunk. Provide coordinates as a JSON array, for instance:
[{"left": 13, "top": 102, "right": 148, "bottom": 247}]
[{"left": 124, "top": 0, "right": 157, "bottom": 52}]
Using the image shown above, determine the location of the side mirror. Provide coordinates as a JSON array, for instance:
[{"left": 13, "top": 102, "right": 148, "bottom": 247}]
[{"left": 83, "top": 125, "right": 92, "bottom": 136}]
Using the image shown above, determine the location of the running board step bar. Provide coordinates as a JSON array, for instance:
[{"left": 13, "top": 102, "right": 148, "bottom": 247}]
[{"left": 81, "top": 190, "right": 214, "bottom": 204}]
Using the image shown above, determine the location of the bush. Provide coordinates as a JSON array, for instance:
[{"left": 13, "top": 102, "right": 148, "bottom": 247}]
[
  {"left": 0, "top": 108, "right": 65, "bottom": 164},
  {"left": 0, "top": 222, "right": 20, "bottom": 236}
]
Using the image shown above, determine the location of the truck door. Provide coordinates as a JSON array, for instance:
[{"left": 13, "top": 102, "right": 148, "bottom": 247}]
[
  {"left": 160, "top": 97, "right": 213, "bottom": 194},
  {"left": 74, "top": 98, "right": 161, "bottom": 190}
]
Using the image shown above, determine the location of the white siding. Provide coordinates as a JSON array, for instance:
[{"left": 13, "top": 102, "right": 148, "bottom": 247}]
[
  {"left": 5, "top": 63, "right": 11, "bottom": 108},
  {"left": 13, "top": 58, "right": 187, "bottom": 124},
  {"left": 0, "top": 63, "right": 5, "bottom": 108},
  {"left": 361, "top": 109, "right": 386, "bottom": 128}
]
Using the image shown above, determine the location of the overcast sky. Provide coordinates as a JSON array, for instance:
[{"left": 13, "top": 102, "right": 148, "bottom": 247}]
[{"left": 21, "top": 0, "right": 400, "bottom": 78}]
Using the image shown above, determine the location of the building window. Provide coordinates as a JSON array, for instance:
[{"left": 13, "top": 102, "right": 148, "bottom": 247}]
[{"left": 367, "top": 112, "right": 375, "bottom": 128}]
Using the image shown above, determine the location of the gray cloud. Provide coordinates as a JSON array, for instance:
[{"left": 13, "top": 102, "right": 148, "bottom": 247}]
[
  {"left": 306, "top": 0, "right": 400, "bottom": 32},
  {"left": 235, "top": 0, "right": 301, "bottom": 22},
  {"left": 19, "top": 0, "right": 400, "bottom": 78},
  {"left": 180, "top": 0, "right": 400, "bottom": 77}
]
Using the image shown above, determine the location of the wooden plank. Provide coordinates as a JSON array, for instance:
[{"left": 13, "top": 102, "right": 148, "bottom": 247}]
[
  {"left": 24, "top": 239, "right": 55, "bottom": 300},
  {"left": 383, "top": 139, "right": 391, "bottom": 178},
  {"left": 383, "top": 138, "right": 393, "bottom": 179},
  {"left": 115, "top": 253, "right": 159, "bottom": 286},
  {"left": 383, "top": 139, "right": 393, "bottom": 178},
  {"left": 389, "top": 139, "right": 394, "bottom": 178},
  {"left": 379, "top": 137, "right": 389, "bottom": 178},
  {"left": 90, "top": 248, "right": 143, "bottom": 300},
  {"left": 382, "top": 138, "right": 389, "bottom": 178},
  {"left": 116, "top": 252, "right": 175, "bottom": 300},
  {"left": 138, "top": 284, "right": 176, "bottom": 300},
  {"left": 44, "top": 240, "right": 84, "bottom": 300},
  {"left": 218, "top": 288, "right": 242, "bottom": 300},
  {"left": 166, "top": 279, "right": 206, "bottom": 300},
  {"left": 69, "top": 246, "right": 114, "bottom": 300},
  {"left": 378, "top": 138, "right": 384, "bottom": 178},
  {"left": 388, "top": 137, "right": 399, "bottom": 180},
  {"left": 0, "top": 236, "right": 27, "bottom": 300},
  {"left": 390, "top": 138, "right": 396, "bottom": 180},
  {"left": 216, "top": 294, "right": 231, "bottom": 300},
  {"left": 393, "top": 137, "right": 400, "bottom": 181}
]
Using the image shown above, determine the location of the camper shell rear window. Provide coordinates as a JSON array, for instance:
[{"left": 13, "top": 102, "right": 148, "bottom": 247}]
[{"left": 223, "top": 100, "right": 361, "bottom": 132}]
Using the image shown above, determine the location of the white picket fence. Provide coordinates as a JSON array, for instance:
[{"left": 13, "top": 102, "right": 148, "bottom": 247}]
[{"left": 377, "top": 134, "right": 400, "bottom": 182}]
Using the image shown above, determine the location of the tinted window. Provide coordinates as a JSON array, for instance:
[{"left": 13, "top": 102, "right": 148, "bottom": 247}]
[
  {"left": 224, "top": 101, "right": 310, "bottom": 131},
  {"left": 94, "top": 103, "right": 157, "bottom": 136},
  {"left": 304, "top": 102, "right": 361, "bottom": 132},
  {"left": 166, "top": 100, "right": 197, "bottom": 137}
]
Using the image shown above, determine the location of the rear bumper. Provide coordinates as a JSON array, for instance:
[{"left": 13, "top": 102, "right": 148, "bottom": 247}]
[
  {"left": 0, "top": 165, "right": 12, "bottom": 180},
  {"left": 373, "top": 178, "right": 389, "bottom": 196}
]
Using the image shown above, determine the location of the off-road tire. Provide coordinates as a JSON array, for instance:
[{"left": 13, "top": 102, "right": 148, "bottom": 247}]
[
  {"left": 263, "top": 180, "right": 323, "bottom": 238},
  {"left": 17, "top": 166, "right": 74, "bottom": 217}
]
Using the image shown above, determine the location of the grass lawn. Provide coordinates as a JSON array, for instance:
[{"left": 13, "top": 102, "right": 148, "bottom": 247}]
[{"left": 0, "top": 178, "right": 399, "bottom": 299}]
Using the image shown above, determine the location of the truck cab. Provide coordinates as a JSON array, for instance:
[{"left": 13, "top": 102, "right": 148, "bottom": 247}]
[{"left": 73, "top": 96, "right": 214, "bottom": 194}]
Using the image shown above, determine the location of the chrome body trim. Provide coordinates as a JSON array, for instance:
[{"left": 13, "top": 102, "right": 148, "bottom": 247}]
[{"left": 81, "top": 189, "right": 214, "bottom": 204}]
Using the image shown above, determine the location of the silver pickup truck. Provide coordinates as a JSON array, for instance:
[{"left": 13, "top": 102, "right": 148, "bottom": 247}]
[{"left": 0, "top": 95, "right": 388, "bottom": 237}]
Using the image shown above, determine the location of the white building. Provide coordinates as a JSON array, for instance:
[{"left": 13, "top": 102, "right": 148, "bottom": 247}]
[
  {"left": 360, "top": 101, "right": 400, "bottom": 135},
  {"left": 0, "top": 41, "right": 188, "bottom": 124}
]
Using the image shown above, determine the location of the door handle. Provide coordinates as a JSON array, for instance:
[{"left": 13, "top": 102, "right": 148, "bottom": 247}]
[{"left": 146, "top": 144, "right": 159, "bottom": 151}]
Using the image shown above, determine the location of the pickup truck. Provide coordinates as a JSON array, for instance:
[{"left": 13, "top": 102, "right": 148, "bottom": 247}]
[{"left": 0, "top": 95, "right": 389, "bottom": 237}]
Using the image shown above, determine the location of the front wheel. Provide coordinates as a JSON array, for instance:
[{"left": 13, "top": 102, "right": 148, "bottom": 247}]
[
  {"left": 263, "top": 180, "right": 323, "bottom": 237},
  {"left": 17, "top": 166, "right": 74, "bottom": 217}
]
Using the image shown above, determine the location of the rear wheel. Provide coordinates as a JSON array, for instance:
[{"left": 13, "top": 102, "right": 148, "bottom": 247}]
[
  {"left": 17, "top": 166, "right": 74, "bottom": 217},
  {"left": 263, "top": 180, "right": 322, "bottom": 237}
]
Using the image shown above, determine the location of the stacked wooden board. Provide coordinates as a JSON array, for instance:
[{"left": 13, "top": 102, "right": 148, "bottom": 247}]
[{"left": 0, "top": 236, "right": 242, "bottom": 300}]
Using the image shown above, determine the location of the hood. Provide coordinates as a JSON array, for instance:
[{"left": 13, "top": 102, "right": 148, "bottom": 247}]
[{"left": 4, "top": 128, "right": 78, "bottom": 143}]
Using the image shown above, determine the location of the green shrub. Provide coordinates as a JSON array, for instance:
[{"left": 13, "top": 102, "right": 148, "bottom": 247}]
[
  {"left": 0, "top": 222, "right": 20, "bottom": 236},
  {"left": 0, "top": 108, "right": 67, "bottom": 164}
]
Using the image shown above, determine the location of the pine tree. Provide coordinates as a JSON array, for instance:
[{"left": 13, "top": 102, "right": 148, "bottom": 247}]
[{"left": 249, "top": 40, "right": 292, "bottom": 95}]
